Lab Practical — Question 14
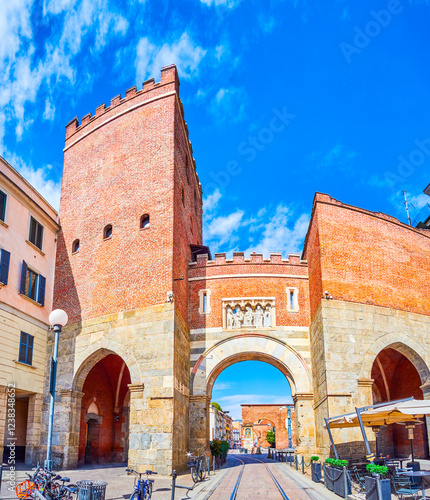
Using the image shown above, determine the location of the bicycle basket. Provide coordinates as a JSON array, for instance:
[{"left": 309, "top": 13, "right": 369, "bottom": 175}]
[
  {"left": 16, "top": 480, "right": 36, "bottom": 499},
  {"left": 187, "top": 461, "right": 196, "bottom": 468}
]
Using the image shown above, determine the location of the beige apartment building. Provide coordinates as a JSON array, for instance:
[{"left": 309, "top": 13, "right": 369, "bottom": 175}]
[{"left": 0, "top": 157, "right": 59, "bottom": 464}]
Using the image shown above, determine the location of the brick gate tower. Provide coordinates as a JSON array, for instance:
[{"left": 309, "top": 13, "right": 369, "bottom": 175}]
[{"left": 40, "top": 65, "right": 203, "bottom": 473}]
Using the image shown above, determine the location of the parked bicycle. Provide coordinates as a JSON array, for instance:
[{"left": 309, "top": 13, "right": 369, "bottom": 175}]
[
  {"left": 16, "top": 466, "right": 78, "bottom": 500},
  {"left": 126, "top": 468, "right": 157, "bottom": 500},
  {"left": 186, "top": 453, "right": 207, "bottom": 483}
]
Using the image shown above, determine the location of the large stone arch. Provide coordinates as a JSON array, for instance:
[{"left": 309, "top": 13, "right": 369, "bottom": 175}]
[
  {"left": 191, "top": 334, "right": 312, "bottom": 397},
  {"left": 189, "top": 334, "right": 314, "bottom": 455},
  {"left": 72, "top": 341, "right": 142, "bottom": 392},
  {"left": 360, "top": 333, "right": 430, "bottom": 385}
]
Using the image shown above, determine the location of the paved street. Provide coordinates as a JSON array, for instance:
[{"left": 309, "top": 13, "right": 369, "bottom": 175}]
[{"left": 0, "top": 452, "right": 340, "bottom": 500}]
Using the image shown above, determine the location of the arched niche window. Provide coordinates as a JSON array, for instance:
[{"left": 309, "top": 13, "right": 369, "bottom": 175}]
[
  {"left": 103, "top": 224, "right": 112, "bottom": 239},
  {"left": 140, "top": 214, "right": 150, "bottom": 230},
  {"left": 72, "top": 239, "right": 80, "bottom": 253}
]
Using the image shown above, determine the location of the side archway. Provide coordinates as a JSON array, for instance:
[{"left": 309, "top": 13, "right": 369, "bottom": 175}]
[{"left": 360, "top": 335, "right": 430, "bottom": 384}]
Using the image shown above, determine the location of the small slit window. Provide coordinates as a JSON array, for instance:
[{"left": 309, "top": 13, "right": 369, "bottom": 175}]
[
  {"left": 185, "top": 156, "right": 190, "bottom": 184},
  {"left": 72, "top": 239, "right": 80, "bottom": 253},
  {"left": 140, "top": 214, "right": 150, "bottom": 229},
  {"left": 286, "top": 287, "right": 299, "bottom": 312},
  {"left": 199, "top": 289, "right": 211, "bottom": 314},
  {"left": 103, "top": 224, "right": 112, "bottom": 239}
]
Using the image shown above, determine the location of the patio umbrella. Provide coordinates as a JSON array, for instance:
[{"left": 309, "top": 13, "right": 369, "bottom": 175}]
[
  {"left": 327, "top": 399, "right": 430, "bottom": 429},
  {"left": 325, "top": 398, "right": 430, "bottom": 461}
]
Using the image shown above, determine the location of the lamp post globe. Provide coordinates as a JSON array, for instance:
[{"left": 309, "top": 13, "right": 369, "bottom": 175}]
[{"left": 49, "top": 309, "right": 68, "bottom": 327}]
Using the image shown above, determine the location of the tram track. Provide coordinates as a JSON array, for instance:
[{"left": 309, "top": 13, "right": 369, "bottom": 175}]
[{"left": 228, "top": 455, "right": 291, "bottom": 500}]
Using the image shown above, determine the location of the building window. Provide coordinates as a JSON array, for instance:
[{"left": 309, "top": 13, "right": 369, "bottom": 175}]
[
  {"left": 29, "top": 216, "right": 44, "bottom": 250},
  {"left": 198, "top": 289, "right": 211, "bottom": 314},
  {"left": 72, "top": 239, "right": 80, "bottom": 253},
  {"left": 286, "top": 287, "right": 299, "bottom": 312},
  {"left": 140, "top": 214, "right": 150, "bottom": 229},
  {"left": 20, "top": 261, "right": 46, "bottom": 306},
  {"left": 103, "top": 224, "right": 112, "bottom": 239},
  {"left": 0, "top": 248, "right": 10, "bottom": 285},
  {"left": 19, "top": 332, "right": 34, "bottom": 365},
  {"left": 0, "top": 190, "right": 6, "bottom": 222}
]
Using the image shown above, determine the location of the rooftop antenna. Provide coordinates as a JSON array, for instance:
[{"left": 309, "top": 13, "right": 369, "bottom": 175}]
[{"left": 403, "top": 191, "right": 412, "bottom": 226}]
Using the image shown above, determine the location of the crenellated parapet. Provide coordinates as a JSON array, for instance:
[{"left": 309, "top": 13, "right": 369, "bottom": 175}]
[{"left": 189, "top": 251, "right": 306, "bottom": 268}]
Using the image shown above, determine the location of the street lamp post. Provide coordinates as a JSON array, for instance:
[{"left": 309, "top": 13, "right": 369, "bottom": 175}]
[{"left": 45, "top": 309, "right": 68, "bottom": 471}]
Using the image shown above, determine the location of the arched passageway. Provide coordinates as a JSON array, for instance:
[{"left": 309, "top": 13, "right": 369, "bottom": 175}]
[
  {"left": 189, "top": 335, "right": 314, "bottom": 454},
  {"left": 371, "top": 346, "right": 430, "bottom": 458},
  {"left": 78, "top": 353, "right": 131, "bottom": 465}
]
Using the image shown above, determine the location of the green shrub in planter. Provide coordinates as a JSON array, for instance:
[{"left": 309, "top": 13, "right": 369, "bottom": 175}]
[
  {"left": 366, "top": 463, "right": 388, "bottom": 477},
  {"left": 311, "top": 456, "right": 319, "bottom": 462}
]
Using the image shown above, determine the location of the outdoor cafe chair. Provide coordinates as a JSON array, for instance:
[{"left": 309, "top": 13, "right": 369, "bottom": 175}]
[
  {"left": 392, "top": 476, "right": 421, "bottom": 499},
  {"left": 348, "top": 466, "right": 366, "bottom": 494}
]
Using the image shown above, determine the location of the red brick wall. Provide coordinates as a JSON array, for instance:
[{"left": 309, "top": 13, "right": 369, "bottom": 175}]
[
  {"left": 304, "top": 193, "right": 430, "bottom": 320},
  {"left": 241, "top": 404, "right": 295, "bottom": 449},
  {"left": 54, "top": 65, "right": 198, "bottom": 323},
  {"left": 188, "top": 253, "right": 310, "bottom": 330}
]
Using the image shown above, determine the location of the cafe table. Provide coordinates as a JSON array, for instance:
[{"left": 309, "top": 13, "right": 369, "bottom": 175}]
[{"left": 403, "top": 470, "right": 430, "bottom": 499}]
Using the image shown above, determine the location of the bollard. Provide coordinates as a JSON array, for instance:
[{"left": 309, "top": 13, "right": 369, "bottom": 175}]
[
  {"left": 343, "top": 467, "right": 348, "bottom": 500},
  {"left": 0, "top": 464, "right": 3, "bottom": 492},
  {"left": 207, "top": 456, "right": 210, "bottom": 476},
  {"left": 302, "top": 457, "right": 305, "bottom": 475},
  {"left": 171, "top": 470, "right": 177, "bottom": 500},
  {"left": 295, "top": 455, "right": 298, "bottom": 471},
  {"left": 213, "top": 456, "right": 215, "bottom": 472}
]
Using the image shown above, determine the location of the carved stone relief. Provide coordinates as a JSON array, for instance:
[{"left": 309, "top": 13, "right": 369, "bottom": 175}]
[{"left": 222, "top": 298, "right": 276, "bottom": 330}]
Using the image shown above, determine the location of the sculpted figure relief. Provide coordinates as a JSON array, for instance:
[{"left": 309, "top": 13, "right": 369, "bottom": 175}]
[
  {"left": 225, "top": 302, "right": 274, "bottom": 329},
  {"left": 254, "top": 305, "right": 264, "bottom": 328},
  {"left": 243, "top": 305, "right": 254, "bottom": 327}
]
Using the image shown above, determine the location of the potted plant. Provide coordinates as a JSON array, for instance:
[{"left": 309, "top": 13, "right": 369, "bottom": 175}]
[
  {"left": 324, "top": 458, "right": 351, "bottom": 497},
  {"left": 311, "top": 456, "right": 321, "bottom": 483},
  {"left": 364, "top": 464, "right": 391, "bottom": 500}
]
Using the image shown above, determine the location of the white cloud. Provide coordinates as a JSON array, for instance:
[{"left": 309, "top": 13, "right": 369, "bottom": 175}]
[
  {"left": 199, "top": 0, "right": 243, "bottom": 7},
  {"left": 245, "top": 206, "right": 310, "bottom": 256},
  {"left": 203, "top": 190, "right": 310, "bottom": 256},
  {"left": 136, "top": 32, "right": 206, "bottom": 83},
  {"left": 0, "top": 0, "right": 128, "bottom": 146},
  {"left": 203, "top": 188, "right": 222, "bottom": 213},
  {"left": 3, "top": 152, "right": 61, "bottom": 209},
  {"left": 43, "top": 100, "right": 56, "bottom": 121},
  {"left": 210, "top": 87, "right": 247, "bottom": 123},
  {"left": 205, "top": 210, "right": 245, "bottom": 247}
]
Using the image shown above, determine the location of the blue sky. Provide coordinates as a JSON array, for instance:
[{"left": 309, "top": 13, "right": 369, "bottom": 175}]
[
  {"left": 2, "top": 0, "right": 430, "bottom": 414},
  {"left": 211, "top": 361, "right": 292, "bottom": 420}
]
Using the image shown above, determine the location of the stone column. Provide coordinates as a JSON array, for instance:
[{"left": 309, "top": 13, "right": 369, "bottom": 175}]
[
  {"left": 25, "top": 393, "right": 43, "bottom": 465},
  {"left": 40, "top": 389, "right": 84, "bottom": 469},
  {"left": 189, "top": 395, "right": 210, "bottom": 454},
  {"left": 293, "top": 393, "right": 315, "bottom": 457},
  {"left": 0, "top": 386, "right": 7, "bottom": 462}
]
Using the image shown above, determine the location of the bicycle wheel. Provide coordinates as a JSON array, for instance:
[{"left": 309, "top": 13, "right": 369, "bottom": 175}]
[
  {"left": 191, "top": 467, "right": 199, "bottom": 483},
  {"left": 129, "top": 491, "right": 140, "bottom": 500},
  {"left": 200, "top": 457, "right": 207, "bottom": 480}
]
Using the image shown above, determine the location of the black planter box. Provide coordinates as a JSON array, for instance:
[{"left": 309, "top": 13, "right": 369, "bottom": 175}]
[
  {"left": 324, "top": 465, "right": 351, "bottom": 498},
  {"left": 365, "top": 476, "right": 391, "bottom": 500},
  {"left": 311, "top": 462, "right": 322, "bottom": 483}
]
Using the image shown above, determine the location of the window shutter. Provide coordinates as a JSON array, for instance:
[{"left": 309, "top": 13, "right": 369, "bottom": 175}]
[
  {"left": 20, "top": 261, "right": 27, "bottom": 294},
  {"left": 38, "top": 275, "right": 46, "bottom": 306},
  {"left": 0, "top": 249, "right": 10, "bottom": 285}
]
